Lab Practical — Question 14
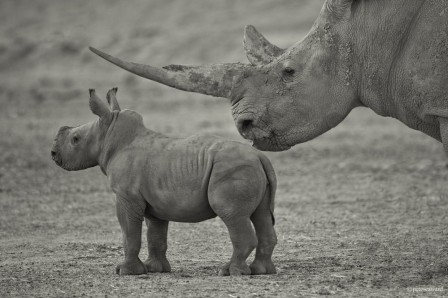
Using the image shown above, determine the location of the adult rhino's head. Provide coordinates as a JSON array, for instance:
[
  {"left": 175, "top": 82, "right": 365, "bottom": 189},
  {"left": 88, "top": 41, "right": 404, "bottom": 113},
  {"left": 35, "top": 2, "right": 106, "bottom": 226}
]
[
  {"left": 51, "top": 88, "right": 121, "bottom": 170},
  {"left": 89, "top": 0, "right": 361, "bottom": 151}
]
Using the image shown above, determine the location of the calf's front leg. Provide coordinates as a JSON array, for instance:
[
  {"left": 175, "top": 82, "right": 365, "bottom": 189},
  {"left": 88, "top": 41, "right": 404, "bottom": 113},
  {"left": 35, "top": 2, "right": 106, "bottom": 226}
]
[
  {"left": 144, "top": 216, "right": 171, "bottom": 272},
  {"left": 115, "top": 195, "right": 147, "bottom": 275}
]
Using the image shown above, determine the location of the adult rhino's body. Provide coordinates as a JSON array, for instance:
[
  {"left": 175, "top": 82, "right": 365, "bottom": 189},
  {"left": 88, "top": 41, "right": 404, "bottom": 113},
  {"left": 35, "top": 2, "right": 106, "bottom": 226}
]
[{"left": 90, "top": 0, "right": 448, "bottom": 154}]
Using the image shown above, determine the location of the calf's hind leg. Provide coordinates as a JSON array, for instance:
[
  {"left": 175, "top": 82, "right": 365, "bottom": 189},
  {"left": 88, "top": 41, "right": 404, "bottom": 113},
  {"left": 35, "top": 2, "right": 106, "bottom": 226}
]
[
  {"left": 250, "top": 190, "right": 277, "bottom": 275},
  {"left": 217, "top": 216, "right": 257, "bottom": 276},
  {"left": 143, "top": 216, "right": 171, "bottom": 272},
  {"left": 208, "top": 171, "right": 261, "bottom": 276}
]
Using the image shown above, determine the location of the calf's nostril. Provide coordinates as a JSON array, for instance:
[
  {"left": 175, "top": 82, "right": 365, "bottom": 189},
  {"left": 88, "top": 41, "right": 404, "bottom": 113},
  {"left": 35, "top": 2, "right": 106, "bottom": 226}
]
[{"left": 51, "top": 150, "right": 56, "bottom": 158}]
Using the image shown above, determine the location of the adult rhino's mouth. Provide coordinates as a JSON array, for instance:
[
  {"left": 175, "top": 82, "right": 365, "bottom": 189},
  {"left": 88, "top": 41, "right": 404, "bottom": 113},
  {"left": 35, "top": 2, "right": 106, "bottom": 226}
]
[
  {"left": 234, "top": 115, "right": 292, "bottom": 151},
  {"left": 251, "top": 137, "right": 292, "bottom": 152}
]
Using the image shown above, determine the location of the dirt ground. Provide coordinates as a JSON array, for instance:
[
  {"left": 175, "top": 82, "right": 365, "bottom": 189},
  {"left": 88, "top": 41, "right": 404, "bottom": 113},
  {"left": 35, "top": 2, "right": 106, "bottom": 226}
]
[{"left": 1, "top": 0, "right": 447, "bottom": 297}]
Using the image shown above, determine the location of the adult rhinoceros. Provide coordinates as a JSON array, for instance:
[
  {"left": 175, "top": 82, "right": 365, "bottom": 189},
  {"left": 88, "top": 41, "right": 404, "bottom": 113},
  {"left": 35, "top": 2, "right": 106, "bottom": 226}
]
[{"left": 90, "top": 0, "right": 448, "bottom": 153}]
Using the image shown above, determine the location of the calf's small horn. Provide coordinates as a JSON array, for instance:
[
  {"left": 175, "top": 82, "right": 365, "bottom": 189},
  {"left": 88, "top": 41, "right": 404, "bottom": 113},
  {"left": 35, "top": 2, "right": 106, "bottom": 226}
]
[{"left": 89, "top": 47, "right": 248, "bottom": 98}]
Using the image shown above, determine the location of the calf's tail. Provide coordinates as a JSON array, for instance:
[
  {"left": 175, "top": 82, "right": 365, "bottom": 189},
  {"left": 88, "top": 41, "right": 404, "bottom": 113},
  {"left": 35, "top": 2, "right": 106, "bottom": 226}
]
[{"left": 259, "top": 153, "right": 277, "bottom": 225}]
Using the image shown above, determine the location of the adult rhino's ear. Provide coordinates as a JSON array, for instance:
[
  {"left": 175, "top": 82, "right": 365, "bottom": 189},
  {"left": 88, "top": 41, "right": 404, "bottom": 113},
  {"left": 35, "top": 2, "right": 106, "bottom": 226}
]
[
  {"left": 244, "top": 25, "right": 284, "bottom": 66},
  {"left": 326, "top": 0, "right": 354, "bottom": 20},
  {"left": 89, "top": 89, "right": 112, "bottom": 124},
  {"left": 106, "top": 87, "right": 121, "bottom": 111}
]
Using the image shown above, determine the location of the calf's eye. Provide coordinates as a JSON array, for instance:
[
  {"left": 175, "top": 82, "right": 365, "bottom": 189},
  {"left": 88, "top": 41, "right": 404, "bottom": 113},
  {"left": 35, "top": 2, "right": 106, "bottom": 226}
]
[{"left": 72, "top": 136, "right": 79, "bottom": 144}]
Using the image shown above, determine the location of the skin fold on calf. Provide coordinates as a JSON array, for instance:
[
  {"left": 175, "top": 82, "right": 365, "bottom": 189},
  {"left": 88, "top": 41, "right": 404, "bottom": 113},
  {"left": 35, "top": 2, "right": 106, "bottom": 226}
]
[{"left": 51, "top": 88, "right": 277, "bottom": 276}]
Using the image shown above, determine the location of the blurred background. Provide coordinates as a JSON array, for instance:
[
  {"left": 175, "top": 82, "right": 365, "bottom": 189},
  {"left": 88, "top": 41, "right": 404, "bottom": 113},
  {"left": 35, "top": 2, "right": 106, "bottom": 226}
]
[
  {"left": 1, "top": 0, "right": 447, "bottom": 296},
  {"left": 0, "top": 0, "right": 324, "bottom": 117}
]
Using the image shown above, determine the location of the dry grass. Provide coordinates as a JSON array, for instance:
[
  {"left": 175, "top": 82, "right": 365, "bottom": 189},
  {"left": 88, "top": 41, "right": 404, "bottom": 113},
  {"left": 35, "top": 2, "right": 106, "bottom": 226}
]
[{"left": 1, "top": 0, "right": 447, "bottom": 297}]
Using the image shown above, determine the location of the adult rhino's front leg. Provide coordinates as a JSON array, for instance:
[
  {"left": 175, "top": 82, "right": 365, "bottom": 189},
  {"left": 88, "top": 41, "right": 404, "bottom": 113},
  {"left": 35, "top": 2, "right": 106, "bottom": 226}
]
[
  {"left": 439, "top": 118, "right": 448, "bottom": 158},
  {"left": 143, "top": 216, "right": 171, "bottom": 273},
  {"left": 115, "top": 195, "right": 147, "bottom": 275}
]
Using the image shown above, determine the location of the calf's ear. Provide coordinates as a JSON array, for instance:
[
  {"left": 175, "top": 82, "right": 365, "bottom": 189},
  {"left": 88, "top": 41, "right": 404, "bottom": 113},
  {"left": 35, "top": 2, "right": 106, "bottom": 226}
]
[
  {"left": 106, "top": 87, "right": 121, "bottom": 111},
  {"left": 89, "top": 89, "right": 112, "bottom": 123}
]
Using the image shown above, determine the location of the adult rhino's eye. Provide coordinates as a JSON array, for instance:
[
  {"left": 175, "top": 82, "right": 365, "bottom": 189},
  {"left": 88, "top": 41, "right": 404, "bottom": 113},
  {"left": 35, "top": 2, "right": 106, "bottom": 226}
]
[{"left": 283, "top": 67, "right": 295, "bottom": 76}]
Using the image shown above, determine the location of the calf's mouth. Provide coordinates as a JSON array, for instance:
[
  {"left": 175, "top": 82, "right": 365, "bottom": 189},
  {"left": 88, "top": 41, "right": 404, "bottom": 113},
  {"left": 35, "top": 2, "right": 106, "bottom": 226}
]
[{"left": 51, "top": 148, "right": 62, "bottom": 166}]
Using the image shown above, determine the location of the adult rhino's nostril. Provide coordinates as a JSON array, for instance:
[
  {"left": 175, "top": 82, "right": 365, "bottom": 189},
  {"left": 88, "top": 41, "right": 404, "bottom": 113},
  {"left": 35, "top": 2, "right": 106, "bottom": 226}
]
[
  {"left": 237, "top": 118, "right": 255, "bottom": 140},
  {"left": 51, "top": 150, "right": 57, "bottom": 158},
  {"left": 241, "top": 119, "right": 253, "bottom": 132}
]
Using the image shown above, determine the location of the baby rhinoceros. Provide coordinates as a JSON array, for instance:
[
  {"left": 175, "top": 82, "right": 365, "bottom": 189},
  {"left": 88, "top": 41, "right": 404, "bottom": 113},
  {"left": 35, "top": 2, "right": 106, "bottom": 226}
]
[{"left": 51, "top": 88, "right": 277, "bottom": 276}]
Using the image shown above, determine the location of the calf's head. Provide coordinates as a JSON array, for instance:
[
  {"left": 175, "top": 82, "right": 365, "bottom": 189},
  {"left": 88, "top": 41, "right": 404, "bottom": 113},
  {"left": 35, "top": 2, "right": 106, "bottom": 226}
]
[
  {"left": 51, "top": 88, "right": 120, "bottom": 170},
  {"left": 89, "top": 0, "right": 360, "bottom": 151}
]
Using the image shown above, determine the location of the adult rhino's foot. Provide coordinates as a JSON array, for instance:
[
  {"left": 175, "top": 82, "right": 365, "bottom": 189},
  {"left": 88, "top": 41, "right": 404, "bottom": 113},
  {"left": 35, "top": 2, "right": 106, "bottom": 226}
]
[
  {"left": 115, "top": 259, "right": 147, "bottom": 275},
  {"left": 218, "top": 262, "right": 251, "bottom": 276},
  {"left": 144, "top": 257, "right": 171, "bottom": 273},
  {"left": 250, "top": 259, "right": 276, "bottom": 275}
]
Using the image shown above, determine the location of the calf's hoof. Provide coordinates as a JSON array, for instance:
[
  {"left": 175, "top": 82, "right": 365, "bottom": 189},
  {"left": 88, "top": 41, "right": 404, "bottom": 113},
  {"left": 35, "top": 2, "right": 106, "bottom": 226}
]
[
  {"left": 218, "top": 262, "right": 251, "bottom": 276},
  {"left": 115, "top": 259, "right": 147, "bottom": 275},
  {"left": 250, "top": 259, "right": 277, "bottom": 275},
  {"left": 144, "top": 258, "right": 171, "bottom": 273}
]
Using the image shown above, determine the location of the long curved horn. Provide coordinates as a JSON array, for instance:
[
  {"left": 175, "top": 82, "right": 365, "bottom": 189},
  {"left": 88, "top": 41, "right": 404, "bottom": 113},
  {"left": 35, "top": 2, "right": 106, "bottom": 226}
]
[
  {"left": 89, "top": 47, "right": 248, "bottom": 98},
  {"left": 244, "top": 25, "right": 284, "bottom": 66}
]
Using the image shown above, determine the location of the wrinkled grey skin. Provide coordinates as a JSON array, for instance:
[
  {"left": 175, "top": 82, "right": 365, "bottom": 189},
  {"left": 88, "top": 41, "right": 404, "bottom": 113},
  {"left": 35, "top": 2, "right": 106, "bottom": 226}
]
[
  {"left": 51, "top": 88, "right": 277, "bottom": 276},
  {"left": 89, "top": 0, "right": 448, "bottom": 154}
]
